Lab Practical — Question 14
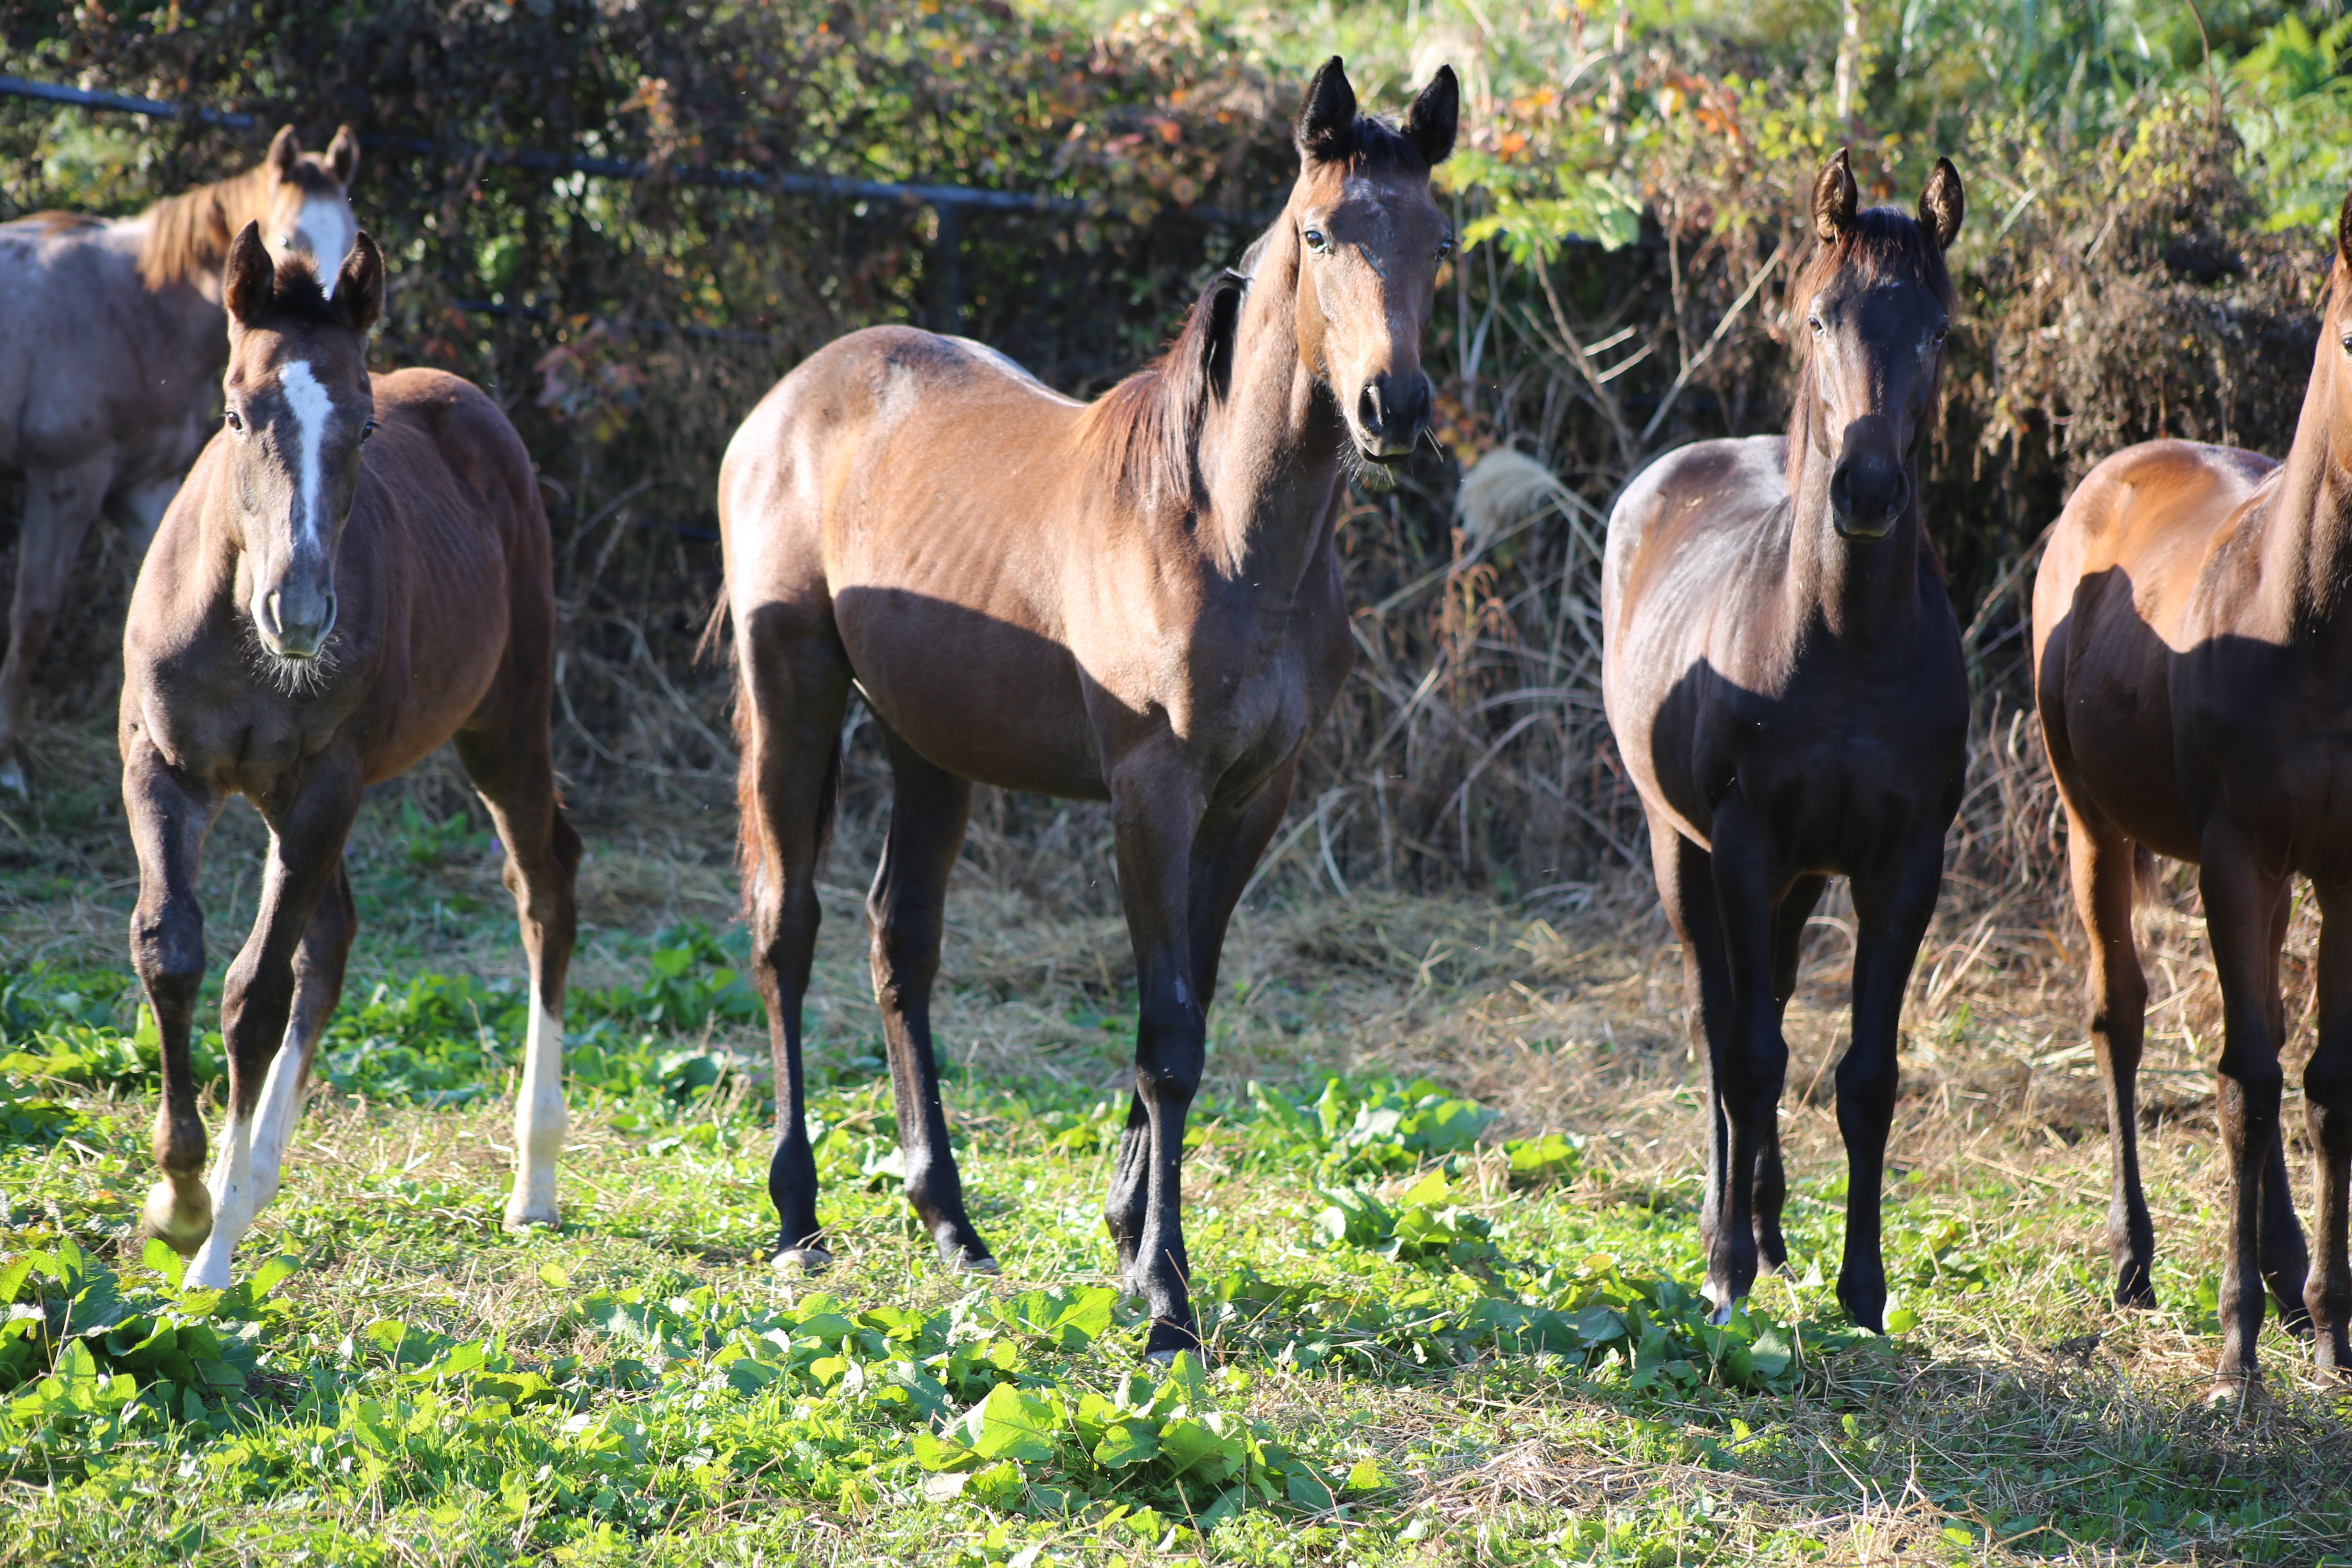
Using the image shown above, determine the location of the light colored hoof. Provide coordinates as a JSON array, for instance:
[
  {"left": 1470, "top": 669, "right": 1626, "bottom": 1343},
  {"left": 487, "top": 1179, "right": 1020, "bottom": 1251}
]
[
  {"left": 0, "top": 757, "right": 24, "bottom": 797},
  {"left": 773, "top": 1245, "right": 833, "bottom": 1275},
  {"left": 1142, "top": 1347, "right": 1184, "bottom": 1368},
  {"left": 2204, "top": 1375, "right": 2262, "bottom": 1410},
  {"left": 183, "top": 1245, "right": 233, "bottom": 1293},
  {"left": 141, "top": 1181, "right": 211, "bottom": 1256},
  {"left": 502, "top": 1202, "right": 560, "bottom": 1233},
  {"left": 956, "top": 1253, "right": 999, "bottom": 1276}
]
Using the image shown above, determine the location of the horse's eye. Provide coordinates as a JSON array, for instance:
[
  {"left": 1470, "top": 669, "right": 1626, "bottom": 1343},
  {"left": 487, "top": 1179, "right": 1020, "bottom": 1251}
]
[
  {"left": 276, "top": 234, "right": 295, "bottom": 249},
  {"left": 1808, "top": 316, "right": 1827, "bottom": 338},
  {"left": 2341, "top": 331, "right": 2352, "bottom": 357},
  {"left": 225, "top": 409, "right": 244, "bottom": 433},
  {"left": 360, "top": 420, "right": 378, "bottom": 443},
  {"left": 1437, "top": 233, "right": 1454, "bottom": 259},
  {"left": 1303, "top": 227, "right": 1328, "bottom": 253},
  {"left": 1929, "top": 325, "right": 1949, "bottom": 349}
]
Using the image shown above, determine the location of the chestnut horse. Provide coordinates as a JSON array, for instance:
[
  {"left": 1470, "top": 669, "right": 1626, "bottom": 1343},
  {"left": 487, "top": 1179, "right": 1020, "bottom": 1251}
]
[
  {"left": 718, "top": 58, "right": 1455, "bottom": 1357},
  {"left": 0, "top": 125, "right": 359, "bottom": 794},
  {"left": 2033, "top": 189, "right": 2352, "bottom": 1393},
  {"left": 123, "top": 225, "right": 577, "bottom": 1289},
  {"left": 1603, "top": 151, "right": 1969, "bottom": 1331}
]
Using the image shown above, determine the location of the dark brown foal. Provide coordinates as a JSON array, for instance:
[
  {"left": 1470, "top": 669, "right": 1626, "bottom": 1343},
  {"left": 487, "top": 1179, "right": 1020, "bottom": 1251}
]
[
  {"left": 2033, "top": 189, "right": 2352, "bottom": 1395},
  {"left": 122, "top": 224, "right": 578, "bottom": 1289},
  {"left": 719, "top": 58, "right": 1456, "bottom": 1357},
  {"left": 1603, "top": 151, "right": 1970, "bottom": 1331}
]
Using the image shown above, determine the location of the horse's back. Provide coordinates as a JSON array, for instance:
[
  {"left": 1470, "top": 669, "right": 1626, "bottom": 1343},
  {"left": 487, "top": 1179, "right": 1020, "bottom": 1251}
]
[{"left": 374, "top": 367, "right": 545, "bottom": 541}]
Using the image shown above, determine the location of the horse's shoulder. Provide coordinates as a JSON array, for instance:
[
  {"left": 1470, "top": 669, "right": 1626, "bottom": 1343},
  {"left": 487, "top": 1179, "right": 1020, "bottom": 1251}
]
[{"left": 1611, "top": 437, "right": 1785, "bottom": 549}]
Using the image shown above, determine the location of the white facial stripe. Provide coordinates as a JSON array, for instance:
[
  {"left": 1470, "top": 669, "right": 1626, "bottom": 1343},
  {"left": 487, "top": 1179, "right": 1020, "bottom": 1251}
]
[
  {"left": 277, "top": 361, "right": 333, "bottom": 547},
  {"left": 299, "top": 196, "right": 354, "bottom": 296}
]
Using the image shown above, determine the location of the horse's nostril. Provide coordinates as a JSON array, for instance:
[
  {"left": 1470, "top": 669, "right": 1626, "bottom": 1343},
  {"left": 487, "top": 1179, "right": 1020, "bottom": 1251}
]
[{"left": 1358, "top": 383, "right": 1385, "bottom": 434}]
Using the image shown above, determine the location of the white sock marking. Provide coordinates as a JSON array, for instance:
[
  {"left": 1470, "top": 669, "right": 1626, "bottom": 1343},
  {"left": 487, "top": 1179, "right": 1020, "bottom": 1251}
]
[
  {"left": 186, "top": 1028, "right": 308, "bottom": 1291},
  {"left": 277, "top": 360, "right": 332, "bottom": 549},
  {"left": 506, "top": 1000, "right": 566, "bottom": 1227}
]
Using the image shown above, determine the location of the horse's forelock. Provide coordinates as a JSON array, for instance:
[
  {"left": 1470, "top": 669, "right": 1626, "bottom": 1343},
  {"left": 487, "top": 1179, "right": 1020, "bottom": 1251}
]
[
  {"left": 238, "top": 252, "right": 349, "bottom": 333},
  {"left": 1783, "top": 205, "right": 1958, "bottom": 497}
]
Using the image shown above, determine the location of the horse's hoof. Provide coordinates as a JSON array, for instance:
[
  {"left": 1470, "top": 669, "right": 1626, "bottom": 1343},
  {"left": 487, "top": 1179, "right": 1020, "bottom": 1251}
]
[
  {"left": 502, "top": 1203, "right": 559, "bottom": 1233},
  {"left": 1143, "top": 1346, "right": 1182, "bottom": 1368},
  {"left": 0, "top": 757, "right": 24, "bottom": 797},
  {"left": 2203, "top": 1374, "right": 2261, "bottom": 1410},
  {"left": 1707, "top": 1300, "right": 1736, "bottom": 1328},
  {"left": 772, "top": 1245, "right": 833, "bottom": 1275},
  {"left": 957, "top": 1253, "right": 1000, "bottom": 1276},
  {"left": 140, "top": 1181, "right": 210, "bottom": 1256},
  {"left": 183, "top": 1242, "right": 233, "bottom": 1294}
]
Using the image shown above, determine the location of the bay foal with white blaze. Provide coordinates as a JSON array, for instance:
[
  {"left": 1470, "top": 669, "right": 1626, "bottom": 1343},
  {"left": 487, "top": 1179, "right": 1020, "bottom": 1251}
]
[
  {"left": 123, "top": 225, "right": 578, "bottom": 1287},
  {"left": 720, "top": 58, "right": 1455, "bottom": 1357}
]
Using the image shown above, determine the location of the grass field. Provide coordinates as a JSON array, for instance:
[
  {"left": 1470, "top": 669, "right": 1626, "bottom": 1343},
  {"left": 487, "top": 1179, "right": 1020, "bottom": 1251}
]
[{"left": 5, "top": 738, "right": 2352, "bottom": 1566}]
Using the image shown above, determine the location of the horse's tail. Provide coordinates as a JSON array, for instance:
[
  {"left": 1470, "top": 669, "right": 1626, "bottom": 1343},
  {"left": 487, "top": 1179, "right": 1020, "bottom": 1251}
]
[
  {"left": 731, "top": 666, "right": 842, "bottom": 928},
  {"left": 694, "top": 586, "right": 730, "bottom": 666}
]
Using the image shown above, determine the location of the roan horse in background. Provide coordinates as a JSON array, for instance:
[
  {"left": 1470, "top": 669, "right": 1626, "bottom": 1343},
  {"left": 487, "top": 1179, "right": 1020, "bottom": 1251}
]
[
  {"left": 0, "top": 124, "right": 359, "bottom": 794},
  {"left": 122, "top": 224, "right": 577, "bottom": 1289},
  {"left": 2033, "top": 188, "right": 2352, "bottom": 1396},
  {"left": 1603, "top": 150, "right": 1969, "bottom": 1333},
  {"left": 719, "top": 57, "right": 1456, "bottom": 1357}
]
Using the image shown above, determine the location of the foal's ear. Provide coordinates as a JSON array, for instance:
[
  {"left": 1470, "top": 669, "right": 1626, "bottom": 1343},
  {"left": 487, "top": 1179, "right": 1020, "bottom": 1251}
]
[
  {"left": 2337, "top": 184, "right": 2352, "bottom": 271},
  {"left": 1296, "top": 57, "right": 1356, "bottom": 165},
  {"left": 326, "top": 125, "right": 360, "bottom": 188},
  {"left": 266, "top": 125, "right": 301, "bottom": 181},
  {"left": 224, "top": 221, "right": 275, "bottom": 327},
  {"left": 336, "top": 231, "right": 384, "bottom": 336},
  {"left": 1405, "top": 65, "right": 1459, "bottom": 166},
  {"left": 1812, "top": 147, "right": 1857, "bottom": 243},
  {"left": 1919, "top": 158, "right": 1965, "bottom": 251},
  {"left": 1199, "top": 269, "right": 1245, "bottom": 401}
]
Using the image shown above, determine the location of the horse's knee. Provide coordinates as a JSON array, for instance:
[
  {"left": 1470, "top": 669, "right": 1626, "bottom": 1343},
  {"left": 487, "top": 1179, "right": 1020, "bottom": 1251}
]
[{"left": 131, "top": 901, "right": 204, "bottom": 1001}]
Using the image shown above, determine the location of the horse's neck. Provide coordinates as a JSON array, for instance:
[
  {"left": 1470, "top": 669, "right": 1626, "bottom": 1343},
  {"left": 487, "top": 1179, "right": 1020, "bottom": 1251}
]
[
  {"left": 1195, "top": 240, "right": 1349, "bottom": 593},
  {"left": 1782, "top": 439, "right": 1927, "bottom": 646},
  {"left": 2258, "top": 348, "right": 2352, "bottom": 636}
]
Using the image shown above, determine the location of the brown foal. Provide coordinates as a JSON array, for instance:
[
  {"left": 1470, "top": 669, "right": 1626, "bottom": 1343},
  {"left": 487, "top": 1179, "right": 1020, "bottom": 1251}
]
[
  {"left": 718, "top": 57, "right": 1455, "bottom": 1357},
  {"left": 1603, "top": 152, "right": 1970, "bottom": 1332},
  {"left": 122, "top": 225, "right": 578, "bottom": 1289},
  {"left": 2034, "top": 189, "right": 2352, "bottom": 1394}
]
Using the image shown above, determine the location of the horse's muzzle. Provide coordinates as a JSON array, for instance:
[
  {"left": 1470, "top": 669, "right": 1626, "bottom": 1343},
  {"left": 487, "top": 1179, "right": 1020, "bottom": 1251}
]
[
  {"left": 1355, "top": 372, "right": 1431, "bottom": 466},
  {"left": 1829, "top": 454, "right": 1908, "bottom": 541},
  {"left": 254, "top": 584, "right": 338, "bottom": 659}
]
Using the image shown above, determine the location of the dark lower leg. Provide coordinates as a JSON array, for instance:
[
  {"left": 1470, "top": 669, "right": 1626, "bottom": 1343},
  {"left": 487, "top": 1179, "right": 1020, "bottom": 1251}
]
[
  {"left": 125, "top": 747, "right": 221, "bottom": 1253},
  {"left": 870, "top": 736, "right": 989, "bottom": 1268},
  {"left": 2202, "top": 845, "right": 2287, "bottom": 1391},
  {"left": 1758, "top": 873, "right": 1825, "bottom": 1272},
  {"left": 1703, "top": 801, "right": 1787, "bottom": 1320},
  {"left": 2303, "top": 889, "right": 2352, "bottom": 1371},
  {"left": 2071, "top": 819, "right": 2157, "bottom": 1307}
]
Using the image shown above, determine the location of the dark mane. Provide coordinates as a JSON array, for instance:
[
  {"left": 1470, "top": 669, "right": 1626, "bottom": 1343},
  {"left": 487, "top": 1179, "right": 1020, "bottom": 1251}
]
[
  {"left": 1784, "top": 205, "right": 1957, "bottom": 499},
  {"left": 248, "top": 253, "right": 349, "bottom": 330},
  {"left": 1320, "top": 111, "right": 1434, "bottom": 177},
  {"left": 1079, "top": 268, "right": 1247, "bottom": 512}
]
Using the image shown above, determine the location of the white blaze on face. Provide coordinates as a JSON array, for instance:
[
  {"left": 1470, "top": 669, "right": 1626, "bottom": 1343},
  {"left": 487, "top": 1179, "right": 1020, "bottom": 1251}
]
[
  {"left": 277, "top": 360, "right": 334, "bottom": 548},
  {"left": 299, "top": 196, "right": 356, "bottom": 296}
]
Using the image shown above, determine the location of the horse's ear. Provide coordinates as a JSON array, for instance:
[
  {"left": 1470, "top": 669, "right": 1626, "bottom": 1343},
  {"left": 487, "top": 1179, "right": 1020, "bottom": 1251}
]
[
  {"left": 1201, "top": 270, "right": 1245, "bottom": 401},
  {"left": 326, "top": 125, "right": 360, "bottom": 188},
  {"left": 1919, "top": 157, "right": 1964, "bottom": 250},
  {"left": 266, "top": 125, "right": 300, "bottom": 181},
  {"left": 224, "top": 221, "right": 274, "bottom": 326},
  {"left": 1296, "top": 57, "right": 1356, "bottom": 165},
  {"left": 1812, "top": 147, "right": 1857, "bottom": 243},
  {"left": 337, "top": 231, "right": 384, "bottom": 336},
  {"left": 2337, "top": 183, "right": 2352, "bottom": 272},
  {"left": 1405, "top": 65, "right": 1459, "bottom": 166}
]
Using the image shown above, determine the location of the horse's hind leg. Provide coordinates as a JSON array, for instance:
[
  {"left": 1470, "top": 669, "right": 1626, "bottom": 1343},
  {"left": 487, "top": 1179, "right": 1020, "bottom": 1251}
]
[
  {"left": 1642, "top": 805, "right": 1737, "bottom": 1296},
  {"left": 0, "top": 455, "right": 112, "bottom": 794},
  {"left": 736, "top": 625, "right": 852, "bottom": 1269},
  {"left": 187, "top": 765, "right": 361, "bottom": 1291},
  {"left": 2305, "top": 881, "right": 2352, "bottom": 1374},
  {"left": 2064, "top": 806, "right": 2158, "bottom": 1307},
  {"left": 2257, "top": 880, "right": 2312, "bottom": 1333},
  {"left": 456, "top": 724, "right": 582, "bottom": 1232},
  {"left": 1758, "top": 873, "right": 1827, "bottom": 1274},
  {"left": 868, "top": 724, "right": 991, "bottom": 1271}
]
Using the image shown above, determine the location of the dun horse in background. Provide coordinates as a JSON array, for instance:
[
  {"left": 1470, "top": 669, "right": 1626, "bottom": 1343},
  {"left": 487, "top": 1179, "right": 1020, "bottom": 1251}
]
[
  {"left": 1603, "top": 151, "right": 1969, "bottom": 1333},
  {"left": 2033, "top": 189, "right": 2352, "bottom": 1395},
  {"left": 123, "top": 224, "right": 577, "bottom": 1289},
  {"left": 718, "top": 57, "right": 1456, "bottom": 1357},
  {"left": 0, "top": 125, "right": 359, "bottom": 795}
]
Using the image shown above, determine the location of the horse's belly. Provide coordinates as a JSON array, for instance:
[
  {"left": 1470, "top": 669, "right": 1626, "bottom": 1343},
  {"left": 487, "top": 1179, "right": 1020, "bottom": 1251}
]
[{"left": 837, "top": 593, "right": 1106, "bottom": 798}]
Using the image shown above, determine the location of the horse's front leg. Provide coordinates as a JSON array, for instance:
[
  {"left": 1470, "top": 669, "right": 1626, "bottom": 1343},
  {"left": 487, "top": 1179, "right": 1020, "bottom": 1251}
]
[
  {"left": 1104, "top": 754, "right": 1208, "bottom": 1361},
  {"left": 1836, "top": 831, "right": 1945, "bottom": 1333},
  {"left": 125, "top": 737, "right": 224, "bottom": 1253},
  {"left": 1701, "top": 796, "right": 1790, "bottom": 1322},
  {"left": 185, "top": 762, "right": 361, "bottom": 1291},
  {"left": 2198, "top": 828, "right": 2290, "bottom": 1396},
  {"left": 2306, "top": 881, "right": 2352, "bottom": 1375}
]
